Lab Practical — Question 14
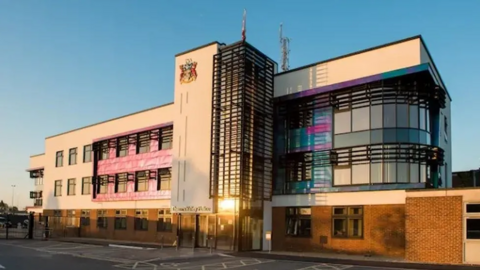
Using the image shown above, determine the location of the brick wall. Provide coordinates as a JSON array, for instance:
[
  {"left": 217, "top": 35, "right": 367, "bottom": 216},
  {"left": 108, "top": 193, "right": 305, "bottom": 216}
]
[
  {"left": 272, "top": 205, "right": 405, "bottom": 257},
  {"left": 43, "top": 208, "right": 177, "bottom": 245},
  {"left": 405, "top": 196, "right": 463, "bottom": 264}
]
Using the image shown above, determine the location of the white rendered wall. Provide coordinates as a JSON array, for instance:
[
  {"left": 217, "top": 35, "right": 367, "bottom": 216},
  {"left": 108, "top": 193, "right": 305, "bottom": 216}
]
[
  {"left": 43, "top": 104, "right": 173, "bottom": 210},
  {"left": 171, "top": 43, "right": 219, "bottom": 213}
]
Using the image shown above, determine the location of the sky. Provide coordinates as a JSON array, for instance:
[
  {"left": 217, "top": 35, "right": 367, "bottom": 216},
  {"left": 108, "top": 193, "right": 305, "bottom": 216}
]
[{"left": 0, "top": 0, "right": 479, "bottom": 208}]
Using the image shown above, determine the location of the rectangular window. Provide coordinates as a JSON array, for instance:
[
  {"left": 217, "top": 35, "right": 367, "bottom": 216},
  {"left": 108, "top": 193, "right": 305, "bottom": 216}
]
[
  {"left": 137, "top": 132, "right": 150, "bottom": 154},
  {"left": 100, "top": 141, "right": 109, "bottom": 160},
  {"left": 332, "top": 206, "right": 363, "bottom": 238},
  {"left": 352, "top": 163, "right": 369, "bottom": 184},
  {"left": 419, "top": 108, "right": 426, "bottom": 130},
  {"left": 370, "top": 105, "right": 382, "bottom": 129},
  {"left": 334, "top": 165, "right": 351, "bottom": 185},
  {"left": 466, "top": 218, "right": 480, "bottom": 240},
  {"left": 409, "top": 105, "right": 419, "bottom": 128},
  {"left": 116, "top": 173, "right": 127, "bottom": 193},
  {"left": 114, "top": 210, "right": 127, "bottom": 230},
  {"left": 286, "top": 207, "right": 311, "bottom": 237},
  {"left": 55, "top": 151, "right": 63, "bottom": 167},
  {"left": 54, "top": 180, "right": 62, "bottom": 196},
  {"left": 159, "top": 126, "right": 173, "bottom": 150},
  {"left": 82, "top": 177, "right": 91, "bottom": 195},
  {"left": 135, "top": 171, "right": 149, "bottom": 192},
  {"left": 352, "top": 107, "right": 370, "bottom": 131},
  {"left": 396, "top": 104, "right": 409, "bottom": 128},
  {"left": 98, "top": 175, "right": 108, "bottom": 194},
  {"left": 444, "top": 115, "right": 448, "bottom": 139},
  {"left": 157, "top": 209, "right": 172, "bottom": 232},
  {"left": 117, "top": 137, "right": 129, "bottom": 157},
  {"left": 334, "top": 109, "right": 351, "bottom": 134},
  {"left": 134, "top": 210, "right": 149, "bottom": 231},
  {"left": 80, "top": 210, "right": 90, "bottom": 226},
  {"left": 285, "top": 152, "right": 312, "bottom": 182},
  {"left": 157, "top": 168, "right": 172, "bottom": 190},
  {"left": 383, "top": 104, "right": 396, "bottom": 128},
  {"left": 67, "top": 178, "right": 76, "bottom": 196},
  {"left": 97, "top": 210, "right": 108, "bottom": 229},
  {"left": 66, "top": 210, "right": 76, "bottom": 227},
  {"left": 83, "top": 144, "right": 92, "bottom": 163},
  {"left": 68, "top": 148, "right": 77, "bottom": 165}
]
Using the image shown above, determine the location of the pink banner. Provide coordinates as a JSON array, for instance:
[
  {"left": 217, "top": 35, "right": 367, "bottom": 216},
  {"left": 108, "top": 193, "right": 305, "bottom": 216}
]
[
  {"left": 93, "top": 181, "right": 171, "bottom": 202},
  {"left": 97, "top": 149, "right": 172, "bottom": 175}
]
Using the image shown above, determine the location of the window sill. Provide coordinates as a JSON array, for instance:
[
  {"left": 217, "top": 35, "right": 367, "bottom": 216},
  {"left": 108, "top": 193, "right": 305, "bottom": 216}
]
[
  {"left": 114, "top": 228, "right": 127, "bottom": 231},
  {"left": 332, "top": 236, "right": 364, "bottom": 240},
  {"left": 135, "top": 229, "right": 149, "bottom": 231},
  {"left": 67, "top": 194, "right": 76, "bottom": 196}
]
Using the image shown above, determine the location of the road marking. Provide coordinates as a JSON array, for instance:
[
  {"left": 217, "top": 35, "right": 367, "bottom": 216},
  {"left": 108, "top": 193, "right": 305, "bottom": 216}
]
[{"left": 0, "top": 263, "right": 5, "bottom": 269}]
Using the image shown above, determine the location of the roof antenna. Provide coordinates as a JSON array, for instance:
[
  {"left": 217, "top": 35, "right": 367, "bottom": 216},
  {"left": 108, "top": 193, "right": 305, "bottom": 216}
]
[{"left": 279, "top": 23, "right": 291, "bottom": 72}]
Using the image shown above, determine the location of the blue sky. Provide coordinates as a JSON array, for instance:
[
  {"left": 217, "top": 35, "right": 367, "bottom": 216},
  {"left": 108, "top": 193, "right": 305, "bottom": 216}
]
[{"left": 0, "top": 0, "right": 478, "bottom": 208}]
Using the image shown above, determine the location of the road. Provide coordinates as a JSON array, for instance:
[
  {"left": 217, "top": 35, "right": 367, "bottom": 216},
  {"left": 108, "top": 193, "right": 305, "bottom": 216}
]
[{"left": 0, "top": 240, "right": 415, "bottom": 270}]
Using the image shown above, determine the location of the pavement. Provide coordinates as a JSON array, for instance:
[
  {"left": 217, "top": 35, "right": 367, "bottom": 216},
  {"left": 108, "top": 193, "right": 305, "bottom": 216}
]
[{"left": 0, "top": 239, "right": 474, "bottom": 270}]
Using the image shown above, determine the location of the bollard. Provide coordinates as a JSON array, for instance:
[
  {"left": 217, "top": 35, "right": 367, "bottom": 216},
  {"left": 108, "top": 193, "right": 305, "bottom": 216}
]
[
  {"left": 175, "top": 235, "right": 179, "bottom": 251},
  {"left": 192, "top": 236, "right": 195, "bottom": 253},
  {"left": 160, "top": 235, "right": 164, "bottom": 250},
  {"left": 209, "top": 237, "right": 213, "bottom": 254},
  {"left": 5, "top": 214, "right": 9, "bottom": 240}
]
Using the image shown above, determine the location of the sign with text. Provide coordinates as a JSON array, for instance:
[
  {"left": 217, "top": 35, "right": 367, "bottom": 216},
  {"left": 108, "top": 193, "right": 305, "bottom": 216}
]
[
  {"left": 171, "top": 206, "right": 212, "bottom": 213},
  {"left": 265, "top": 231, "right": 272, "bottom": 240}
]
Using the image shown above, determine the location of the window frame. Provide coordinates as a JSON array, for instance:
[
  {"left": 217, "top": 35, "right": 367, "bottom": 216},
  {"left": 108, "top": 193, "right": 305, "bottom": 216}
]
[
  {"left": 115, "top": 173, "right": 128, "bottom": 193},
  {"left": 134, "top": 210, "right": 149, "bottom": 231},
  {"left": 68, "top": 147, "right": 77, "bottom": 165},
  {"left": 331, "top": 206, "right": 364, "bottom": 239},
  {"left": 80, "top": 210, "right": 90, "bottom": 226},
  {"left": 117, "top": 137, "right": 129, "bottom": 157},
  {"left": 157, "top": 209, "right": 172, "bottom": 232},
  {"left": 98, "top": 175, "right": 108, "bottom": 194},
  {"left": 55, "top": 151, "right": 63, "bottom": 167},
  {"left": 99, "top": 141, "right": 109, "bottom": 160},
  {"left": 114, "top": 210, "right": 127, "bottom": 230},
  {"left": 135, "top": 171, "right": 149, "bottom": 192},
  {"left": 97, "top": 210, "right": 108, "bottom": 229},
  {"left": 157, "top": 168, "right": 172, "bottom": 191},
  {"left": 159, "top": 126, "right": 173, "bottom": 150},
  {"left": 54, "top": 180, "right": 62, "bottom": 197},
  {"left": 137, "top": 132, "right": 150, "bottom": 154},
  {"left": 82, "top": 177, "right": 91, "bottom": 195},
  {"left": 285, "top": 207, "right": 312, "bottom": 237},
  {"left": 83, "top": 144, "right": 92, "bottom": 163},
  {"left": 67, "top": 178, "right": 76, "bottom": 196}
]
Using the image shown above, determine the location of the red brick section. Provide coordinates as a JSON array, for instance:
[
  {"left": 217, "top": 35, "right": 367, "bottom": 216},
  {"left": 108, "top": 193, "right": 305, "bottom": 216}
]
[
  {"left": 405, "top": 196, "right": 463, "bottom": 264},
  {"left": 272, "top": 205, "right": 405, "bottom": 257}
]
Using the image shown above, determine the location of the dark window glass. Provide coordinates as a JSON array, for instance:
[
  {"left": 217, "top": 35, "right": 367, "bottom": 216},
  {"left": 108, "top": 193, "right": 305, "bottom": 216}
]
[{"left": 285, "top": 207, "right": 311, "bottom": 237}]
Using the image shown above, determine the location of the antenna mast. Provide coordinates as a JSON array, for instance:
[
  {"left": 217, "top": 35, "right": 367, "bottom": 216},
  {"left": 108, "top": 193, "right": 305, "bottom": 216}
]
[{"left": 279, "top": 23, "right": 291, "bottom": 72}]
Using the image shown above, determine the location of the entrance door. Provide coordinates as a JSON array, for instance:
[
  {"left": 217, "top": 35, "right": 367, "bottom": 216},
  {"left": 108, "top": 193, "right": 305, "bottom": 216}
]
[
  {"left": 179, "top": 215, "right": 195, "bottom": 248},
  {"left": 464, "top": 203, "right": 480, "bottom": 264}
]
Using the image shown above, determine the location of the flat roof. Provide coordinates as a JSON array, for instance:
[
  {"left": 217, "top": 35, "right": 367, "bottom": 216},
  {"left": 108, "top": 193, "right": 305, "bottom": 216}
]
[
  {"left": 29, "top": 153, "right": 44, "bottom": 158},
  {"left": 175, "top": 41, "right": 221, "bottom": 57},
  {"left": 277, "top": 35, "right": 451, "bottom": 101},
  {"left": 46, "top": 102, "right": 174, "bottom": 140}
]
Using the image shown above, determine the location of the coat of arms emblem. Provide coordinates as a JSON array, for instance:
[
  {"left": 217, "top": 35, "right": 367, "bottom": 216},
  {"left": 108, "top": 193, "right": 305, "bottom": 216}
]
[{"left": 179, "top": 59, "right": 198, "bottom": 84}]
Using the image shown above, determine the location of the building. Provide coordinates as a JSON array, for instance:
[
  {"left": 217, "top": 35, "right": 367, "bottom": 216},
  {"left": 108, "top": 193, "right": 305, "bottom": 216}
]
[
  {"left": 452, "top": 169, "right": 480, "bottom": 188},
  {"left": 26, "top": 35, "right": 479, "bottom": 265}
]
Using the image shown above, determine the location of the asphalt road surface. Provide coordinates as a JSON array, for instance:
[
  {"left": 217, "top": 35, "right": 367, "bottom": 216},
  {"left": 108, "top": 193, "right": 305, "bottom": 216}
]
[{"left": 0, "top": 240, "right": 415, "bottom": 270}]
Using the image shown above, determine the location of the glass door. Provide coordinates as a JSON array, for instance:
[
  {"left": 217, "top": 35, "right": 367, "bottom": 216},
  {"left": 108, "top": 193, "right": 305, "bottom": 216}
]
[{"left": 179, "top": 214, "right": 195, "bottom": 248}]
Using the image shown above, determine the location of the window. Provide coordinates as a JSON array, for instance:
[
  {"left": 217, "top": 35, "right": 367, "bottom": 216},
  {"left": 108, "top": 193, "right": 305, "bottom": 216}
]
[
  {"left": 134, "top": 210, "right": 149, "bottom": 231},
  {"left": 82, "top": 177, "right": 91, "bottom": 195},
  {"left": 116, "top": 173, "right": 127, "bottom": 193},
  {"left": 466, "top": 219, "right": 480, "bottom": 240},
  {"left": 35, "top": 177, "right": 43, "bottom": 186},
  {"left": 66, "top": 210, "right": 76, "bottom": 227},
  {"left": 157, "top": 209, "right": 172, "bottom": 232},
  {"left": 67, "top": 179, "right": 76, "bottom": 196},
  {"left": 334, "top": 165, "right": 351, "bottom": 185},
  {"left": 99, "top": 141, "right": 109, "bottom": 160},
  {"left": 444, "top": 115, "right": 448, "bottom": 140},
  {"left": 370, "top": 105, "right": 382, "bottom": 129},
  {"left": 55, "top": 151, "right": 63, "bottom": 167},
  {"left": 409, "top": 105, "right": 419, "bottom": 128},
  {"left": 117, "top": 137, "right": 129, "bottom": 157},
  {"left": 98, "top": 175, "right": 108, "bottom": 194},
  {"left": 159, "top": 126, "right": 173, "bottom": 150},
  {"left": 352, "top": 163, "right": 369, "bottom": 184},
  {"left": 135, "top": 171, "right": 149, "bottom": 192},
  {"left": 286, "top": 207, "right": 311, "bottom": 237},
  {"left": 69, "top": 148, "right": 77, "bottom": 165},
  {"left": 54, "top": 180, "right": 62, "bottom": 196},
  {"left": 396, "top": 104, "right": 409, "bottom": 128},
  {"left": 114, "top": 210, "right": 127, "bottom": 230},
  {"left": 334, "top": 109, "right": 351, "bottom": 134},
  {"left": 83, "top": 145, "right": 92, "bottom": 163},
  {"left": 352, "top": 107, "right": 369, "bottom": 131},
  {"left": 383, "top": 104, "right": 396, "bottom": 128},
  {"left": 419, "top": 108, "right": 426, "bottom": 130},
  {"left": 332, "top": 206, "right": 363, "bottom": 238},
  {"left": 285, "top": 152, "right": 312, "bottom": 182},
  {"left": 137, "top": 132, "right": 150, "bottom": 154},
  {"left": 157, "top": 168, "right": 171, "bottom": 190},
  {"left": 97, "top": 210, "right": 108, "bottom": 229},
  {"left": 80, "top": 210, "right": 90, "bottom": 226}
]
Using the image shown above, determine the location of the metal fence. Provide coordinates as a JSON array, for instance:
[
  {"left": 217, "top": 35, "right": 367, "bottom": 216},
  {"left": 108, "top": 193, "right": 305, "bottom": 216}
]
[{"left": 0, "top": 213, "right": 33, "bottom": 240}]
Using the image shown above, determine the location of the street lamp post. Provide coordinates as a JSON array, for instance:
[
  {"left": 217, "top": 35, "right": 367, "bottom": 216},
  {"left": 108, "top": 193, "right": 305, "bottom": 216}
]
[{"left": 11, "top": 185, "right": 16, "bottom": 213}]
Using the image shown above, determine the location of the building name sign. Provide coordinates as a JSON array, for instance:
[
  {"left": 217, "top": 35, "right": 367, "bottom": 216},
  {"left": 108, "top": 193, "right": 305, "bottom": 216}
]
[{"left": 171, "top": 206, "right": 212, "bottom": 213}]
